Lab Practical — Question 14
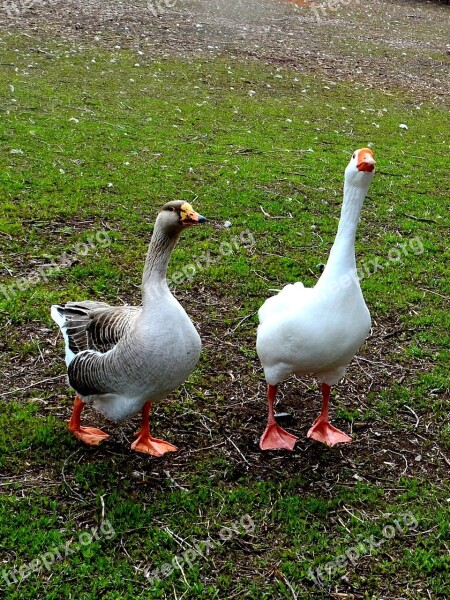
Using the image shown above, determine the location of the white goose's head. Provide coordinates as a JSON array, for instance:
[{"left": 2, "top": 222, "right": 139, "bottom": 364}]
[
  {"left": 157, "top": 201, "right": 207, "bottom": 235},
  {"left": 345, "top": 148, "right": 375, "bottom": 189}
]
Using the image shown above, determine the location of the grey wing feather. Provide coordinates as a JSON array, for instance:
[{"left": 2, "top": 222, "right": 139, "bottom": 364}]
[{"left": 53, "top": 301, "right": 141, "bottom": 355}]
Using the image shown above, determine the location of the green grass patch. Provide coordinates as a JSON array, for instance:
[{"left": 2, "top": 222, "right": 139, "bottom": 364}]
[{"left": 0, "top": 33, "right": 449, "bottom": 599}]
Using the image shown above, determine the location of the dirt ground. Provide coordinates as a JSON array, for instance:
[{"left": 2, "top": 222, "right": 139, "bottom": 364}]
[
  {"left": 0, "top": 288, "right": 447, "bottom": 501},
  {"left": 1, "top": 0, "right": 449, "bottom": 102},
  {"left": 1, "top": 0, "right": 448, "bottom": 498},
  {"left": 0, "top": 5, "right": 449, "bottom": 596},
  {"left": 0, "top": 0, "right": 449, "bottom": 500}
]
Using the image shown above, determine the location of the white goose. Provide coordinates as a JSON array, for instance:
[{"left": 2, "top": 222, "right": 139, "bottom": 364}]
[
  {"left": 51, "top": 201, "right": 206, "bottom": 456},
  {"left": 256, "top": 148, "right": 375, "bottom": 450}
]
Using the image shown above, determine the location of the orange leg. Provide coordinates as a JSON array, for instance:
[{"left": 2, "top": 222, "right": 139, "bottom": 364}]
[
  {"left": 131, "top": 401, "right": 177, "bottom": 457},
  {"left": 259, "top": 385, "right": 298, "bottom": 451},
  {"left": 307, "top": 383, "right": 352, "bottom": 446},
  {"left": 67, "top": 396, "right": 110, "bottom": 446}
]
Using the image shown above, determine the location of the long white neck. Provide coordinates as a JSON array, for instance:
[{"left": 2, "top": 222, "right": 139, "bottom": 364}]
[
  {"left": 319, "top": 180, "right": 370, "bottom": 283},
  {"left": 141, "top": 223, "right": 180, "bottom": 307}
]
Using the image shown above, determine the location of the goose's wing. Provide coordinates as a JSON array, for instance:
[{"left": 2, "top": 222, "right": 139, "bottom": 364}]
[
  {"left": 51, "top": 301, "right": 140, "bottom": 366},
  {"left": 258, "top": 282, "right": 308, "bottom": 324}
]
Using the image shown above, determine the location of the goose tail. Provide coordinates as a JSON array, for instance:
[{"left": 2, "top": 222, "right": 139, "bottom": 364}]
[{"left": 51, "top": 304, "right": 76, "bottom": 367}]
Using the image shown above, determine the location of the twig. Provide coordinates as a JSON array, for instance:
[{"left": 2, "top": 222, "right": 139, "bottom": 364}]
[
  {"left": 439, "top": 451, "right": 450, "bottom": 468},
  {"left": 337, "top": 517, "right": 352, "bottom": 536},
  {"left": 419, "top": 287, "right": 449, "bottom": 301},
  {"left": 187, "top": 442, "right": 225, "bottom": 453},
  {"left": 405, "top": 525, "right": 439, "bottom": 537},
  {"left": 173, "top": 556, "right": 190, "bottom": 588},
  {"left": 100, "top": 494, "right": 106, "bottom": 521},
  {"left": 404, "top": 405, "right": 420, "bottom": 429},
  {"left": 376, "top": 170, "right": 403, "bottom": 177},
  {"left": 164, "top": 470, "right": 189, "bottom": 492},
  {"left": 226, "top": 312, "right": 256, "bottom": 335},
  {"left": 260, "top": 205, "right": 293, "bottom": 219},
  {"left": 387, "top": 449, "right": 409, "bottom": 475},
  {"left": 0, "top": 374, "right": 66, "bottom": 397},
  {"left": 403, "top": 213, "right": 438, "bottom": 224},
  {"left": 30, "top": 47, "right": 55, "bottom": 56},
  {"left": 274, "top": 568, "right": 298, "bottom": 599},
  {"left": 161, "top": 526, "right": 194, "bottom": 550},
  {"left": 341, "top": 505, "right": 364, "bottom": 523},
  {"left": 357, "top": 356, "right": 392, "bottom": 368},
  {"left": 382, "top": 328, "right": 416, "bottom": 339},
  {"left": 120, "top": 538, "right": 133, "bottom": 562},
  {"left": 62, "top": 450, "right": 84, "bottom": 501},
  {"left": 226, "top": 437, "right": 250, "bottom": 465}
]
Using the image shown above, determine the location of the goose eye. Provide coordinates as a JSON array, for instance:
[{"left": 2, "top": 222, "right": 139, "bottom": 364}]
[{"left": 352, "top": 153, "right": 356, "bottom": 159}]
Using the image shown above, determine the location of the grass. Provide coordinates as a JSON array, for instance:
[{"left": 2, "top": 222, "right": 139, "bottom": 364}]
[{"left": 0, "top": 32, "right": 449, "bottom": 599}]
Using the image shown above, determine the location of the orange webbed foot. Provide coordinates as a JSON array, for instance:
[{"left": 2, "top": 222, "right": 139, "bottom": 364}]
[
  {"left": 259, "top": 422, "right": 298, "bottom": 451},
  {"left": 131, "top": 434, "right": 178, "bottom": 457},
  {"left": 307, "top": 419, "right": 352, "bottom": 447},
  {"left": 69, "top": 425, "right": 110, "bottom": 446}
]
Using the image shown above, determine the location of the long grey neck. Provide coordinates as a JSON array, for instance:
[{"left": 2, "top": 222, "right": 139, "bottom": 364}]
[
  {"left": 319, "top": 182, "right": 367, "bottom": 282},
  {"left": 142, "top": 223, "right": 180, "bottom": 306}
]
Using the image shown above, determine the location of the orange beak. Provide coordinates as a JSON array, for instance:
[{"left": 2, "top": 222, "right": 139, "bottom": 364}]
[
  {"left": 180, "top": 202, "right": 207, "bottom": 225},
  {"left": 183, "top": 211, "right": 207, "bottom": 225},
  {"left": 357, "top": 148, "right": 375, "bottom": 173}
]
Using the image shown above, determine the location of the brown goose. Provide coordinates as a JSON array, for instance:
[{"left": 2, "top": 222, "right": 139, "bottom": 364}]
[{"left": 51, "top": 201, "right": 206, "bottom": 456}]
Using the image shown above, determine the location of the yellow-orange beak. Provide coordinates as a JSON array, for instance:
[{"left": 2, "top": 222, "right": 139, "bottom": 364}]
[
  {"left": 357, "top": 148, "right": 375, "bottom": 173},
  {"left": 184, "top": 211, "right": 207, "bottom": 225},
  {"left": 180, "top": 202, "right": 207, "bottom": 225}
]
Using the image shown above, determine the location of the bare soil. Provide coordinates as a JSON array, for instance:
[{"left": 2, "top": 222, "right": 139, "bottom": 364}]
[
  {"left": 1, "top": 0, "right": 449, "bottom": 102},
  {"left": 0, "top": 5, "right": 449, "bottom": 596},
  {"left": 1, "top": 285, "right": 447, "bottom": 502},
  {"left": 0, "top": 0, "right": 449, "bottom": 509}
]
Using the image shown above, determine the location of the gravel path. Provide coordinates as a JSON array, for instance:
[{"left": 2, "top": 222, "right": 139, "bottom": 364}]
[{"left": 1, "top": 0, "right": 449, "bottom": 101}]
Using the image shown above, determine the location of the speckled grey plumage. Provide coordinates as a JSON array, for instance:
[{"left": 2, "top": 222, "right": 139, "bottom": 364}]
[{"left": 51, "top": 201, "right": 203, "bottom": 421}]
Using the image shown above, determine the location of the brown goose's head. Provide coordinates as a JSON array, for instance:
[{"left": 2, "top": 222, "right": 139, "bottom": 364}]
[
  {"left": 158, "top": 200, "right": 206, "bottom": 230},
  {"left": 156, "top": 201, "right": 207, "bottom": 235}
]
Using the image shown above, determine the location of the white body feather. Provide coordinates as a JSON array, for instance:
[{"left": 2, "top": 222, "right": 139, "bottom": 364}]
[
  {"left": 256, "top": 155, "right": 374, "bottom": 389},
  {"left": 256, "top": 273, "right": 370, "bottom": 386},
  {"left": 51, "top": 305, "right": 76, "bottom": 367}
]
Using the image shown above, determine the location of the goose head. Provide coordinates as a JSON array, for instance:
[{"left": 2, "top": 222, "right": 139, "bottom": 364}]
[
  {"left": 345, "top": 148, "right": 375, "bottom": 189},
  {"left": 157, "top": 201, "right": 207, "bottom": 235}
]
